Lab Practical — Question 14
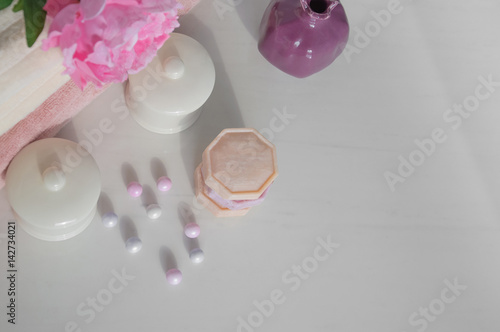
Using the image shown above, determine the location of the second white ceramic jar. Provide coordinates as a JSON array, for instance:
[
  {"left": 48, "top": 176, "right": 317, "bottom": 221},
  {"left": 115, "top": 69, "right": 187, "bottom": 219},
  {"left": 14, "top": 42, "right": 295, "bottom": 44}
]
[{"left": 125, "top": 33, "right": 216, "bottom": 134}]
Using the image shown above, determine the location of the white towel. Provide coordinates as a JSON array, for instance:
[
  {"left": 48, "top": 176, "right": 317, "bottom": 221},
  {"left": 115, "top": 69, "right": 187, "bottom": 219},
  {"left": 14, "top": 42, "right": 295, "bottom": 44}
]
[{"left": 0, "top": 5, "right": 68, "bottom": 136}]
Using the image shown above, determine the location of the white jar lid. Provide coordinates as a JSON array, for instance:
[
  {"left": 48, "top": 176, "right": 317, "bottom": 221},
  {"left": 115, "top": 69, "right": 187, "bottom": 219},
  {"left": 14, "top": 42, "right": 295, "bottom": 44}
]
[
  {"left": 126, "top": 33, "right": 216, "bottom": 133},
  {"left": 6, "top": 138, "right": 101, "bottom": 241}
]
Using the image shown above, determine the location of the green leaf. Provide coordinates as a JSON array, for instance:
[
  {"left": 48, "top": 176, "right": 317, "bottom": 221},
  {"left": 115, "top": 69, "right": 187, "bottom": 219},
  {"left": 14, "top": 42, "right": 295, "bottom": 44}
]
[
  {"left": 23, "top": 0, "right": 47, "bottom": 47},
  {"left": 12, "top": 0, "right": 23, "bottom": 12},
  {"left": 0, "top": 0, "right": 14, "bottom": 10}
]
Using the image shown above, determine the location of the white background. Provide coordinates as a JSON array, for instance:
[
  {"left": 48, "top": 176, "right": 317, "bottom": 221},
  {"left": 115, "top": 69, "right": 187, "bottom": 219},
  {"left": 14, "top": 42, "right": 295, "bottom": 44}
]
[{"left": 2, "top": 0, "right": 500, "bottom": 331}]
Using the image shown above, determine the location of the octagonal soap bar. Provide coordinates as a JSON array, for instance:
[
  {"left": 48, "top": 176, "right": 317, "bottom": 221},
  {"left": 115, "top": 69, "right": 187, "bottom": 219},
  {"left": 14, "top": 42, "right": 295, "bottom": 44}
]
[{"left": 201, "top": 128, "right": 278, "bottom": 200}]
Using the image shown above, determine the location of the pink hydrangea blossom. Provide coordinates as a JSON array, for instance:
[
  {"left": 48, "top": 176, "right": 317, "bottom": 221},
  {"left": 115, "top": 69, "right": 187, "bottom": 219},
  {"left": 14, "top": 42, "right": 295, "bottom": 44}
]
[{"left": 42, "top": 0, "right": 181, "bottom": 90}]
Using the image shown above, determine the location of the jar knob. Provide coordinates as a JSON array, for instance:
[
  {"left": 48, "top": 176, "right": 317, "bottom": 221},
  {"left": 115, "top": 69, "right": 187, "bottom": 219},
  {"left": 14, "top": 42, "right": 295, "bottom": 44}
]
[
  {"left": 162, "top": 56, "right": 185, "bottom": 79},
  {"left": 43, "top": 165, "right": 66, "bottom": 191}
]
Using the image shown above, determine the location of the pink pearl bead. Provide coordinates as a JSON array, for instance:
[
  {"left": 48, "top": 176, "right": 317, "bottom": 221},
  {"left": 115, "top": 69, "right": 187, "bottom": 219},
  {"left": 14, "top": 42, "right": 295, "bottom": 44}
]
[
  {"left": 166, "top": 268, "right": 182, "bottom": 285},
  {"left": 184, "top": 222, "right": 200, "bottom": 239},
  {"left": 157, "top": 176, "right": 172, "bottom": 192},
  {"left": 127, "top": 181, "right": 142, "bottom": 197}
]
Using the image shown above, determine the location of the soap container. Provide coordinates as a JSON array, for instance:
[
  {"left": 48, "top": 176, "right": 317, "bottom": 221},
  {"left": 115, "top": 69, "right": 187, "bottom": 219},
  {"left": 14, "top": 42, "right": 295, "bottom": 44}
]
[
  {"left": 5, "top": 138, "right": 101, "bottom": 241},
  {"left": 195, "top": 128, "right": 278, "bottom": 217},
  {"left": 126, "top": 33, "right": 216, "bottom": 134}
]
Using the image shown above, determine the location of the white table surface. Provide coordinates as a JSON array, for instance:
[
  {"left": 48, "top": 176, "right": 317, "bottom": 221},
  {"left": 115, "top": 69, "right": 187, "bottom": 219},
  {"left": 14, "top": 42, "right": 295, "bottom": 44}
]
[{"left": 2, "top": 0, "right": 500, "bottom": 331}]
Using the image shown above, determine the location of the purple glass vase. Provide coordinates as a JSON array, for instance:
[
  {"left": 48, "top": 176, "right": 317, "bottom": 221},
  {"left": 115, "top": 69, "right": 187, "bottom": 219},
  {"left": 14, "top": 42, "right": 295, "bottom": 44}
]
[{"left": 258, "top": 0, "right": 349, "bottom": 78}]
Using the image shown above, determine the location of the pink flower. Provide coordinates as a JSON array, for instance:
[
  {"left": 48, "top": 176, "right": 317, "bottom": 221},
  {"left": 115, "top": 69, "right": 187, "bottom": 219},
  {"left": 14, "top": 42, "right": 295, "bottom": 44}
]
[{"left": 42, "top": 0, "right": 181, "bottom": 90}]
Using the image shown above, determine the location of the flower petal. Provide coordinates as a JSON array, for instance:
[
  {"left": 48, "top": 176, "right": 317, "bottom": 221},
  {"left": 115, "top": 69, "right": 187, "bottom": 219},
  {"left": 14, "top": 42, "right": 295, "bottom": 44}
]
[
  {"left": 138, "top": 0, "right": 182, "bottom": 12},
  {"left": 87, "top": 41, "right": 112, "bottom": 66},
  {"left": 48, "top": 4, "right": 80, "bottom": 33},
  {"left": 81, "top": 0, "right": 107, "bottom": 21},
  {"left": 44, "top": 0, "right": 79, "bottom": 18}
]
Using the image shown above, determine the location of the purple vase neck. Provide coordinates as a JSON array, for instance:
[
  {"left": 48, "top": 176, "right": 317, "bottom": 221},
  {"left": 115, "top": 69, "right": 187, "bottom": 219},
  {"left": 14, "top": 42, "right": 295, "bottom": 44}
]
[{"left": 300, "top": 0, "right": 339, "bottom": 19}]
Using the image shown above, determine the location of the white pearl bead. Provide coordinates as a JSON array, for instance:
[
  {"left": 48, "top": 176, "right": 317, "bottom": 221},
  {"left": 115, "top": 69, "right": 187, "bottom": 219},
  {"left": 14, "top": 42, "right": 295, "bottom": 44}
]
[
  {"left": 165, "top": 268, "right": 182, "bottom": 285},
  {"left": 125, "top": 236, "right": 142, "bottom": 253},
  {"left": 101, "top": 212, "right": 118, "bottom": 228},
  {"left": 189, "top": 248, "right": 204, "bottom": 264},
  {"left": 146, "top": 204, "right": 162, "bottom": 219}
]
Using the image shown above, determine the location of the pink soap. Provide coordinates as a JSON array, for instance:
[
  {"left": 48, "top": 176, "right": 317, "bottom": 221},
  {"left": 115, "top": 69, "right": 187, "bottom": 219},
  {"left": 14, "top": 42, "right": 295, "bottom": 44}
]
[
  {"left": 201, "top": 128, "right": 278, "bottom": 201},
  {"left": 194, "top": 128, "right": 278, "bottom": 217}
]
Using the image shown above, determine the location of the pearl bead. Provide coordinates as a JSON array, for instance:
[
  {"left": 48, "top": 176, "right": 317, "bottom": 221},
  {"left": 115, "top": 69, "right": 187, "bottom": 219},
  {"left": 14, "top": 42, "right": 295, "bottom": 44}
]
[
  {"left": 127, "top": 182, "right": 142, "bottom": 197},
  {"left": 125, "top": 236, "right": 142, "bottom": 253},
  {"left": 184, "top": 222, "right": 200, "bottom": 238},
  {"left": 102, "top": 212, "right": 118, "bottom": 228},
  {"left": 157, "top": 176, "right": 172, "bottom": 192},
  {"left": 189, "top": 248, "right": 204, "bottom": 264},
  {"left": 166, "top": 268, "right": 182, "bottom": 285},
  {"left": 146, "top": 204, "right": 162, "bottom": 219}
]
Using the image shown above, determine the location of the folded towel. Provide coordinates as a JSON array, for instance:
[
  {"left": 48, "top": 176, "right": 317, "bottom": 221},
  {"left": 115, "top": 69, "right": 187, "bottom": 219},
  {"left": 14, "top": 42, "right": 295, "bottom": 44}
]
[
  {"left": 0, "top": 9, "right": 47, "bottom": 77},
  {"left": 0, "top": 47, "right": 70, "bottom": 135},
  {"left": 0, "top": 9, "right": 69, "bottom": 136}
]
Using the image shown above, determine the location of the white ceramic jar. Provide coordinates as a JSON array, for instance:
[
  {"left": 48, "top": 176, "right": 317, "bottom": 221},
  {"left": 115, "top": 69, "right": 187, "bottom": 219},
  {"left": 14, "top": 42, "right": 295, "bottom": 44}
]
[
  {"left": 125, "top": 33, "right": 216, "bottom": 134},
  {"left": 6, "top": 138, "right": 101, "bottom": 241}
]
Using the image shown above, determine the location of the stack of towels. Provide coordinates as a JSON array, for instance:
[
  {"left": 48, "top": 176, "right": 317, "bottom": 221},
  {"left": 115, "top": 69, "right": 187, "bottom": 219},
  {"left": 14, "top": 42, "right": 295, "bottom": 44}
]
[{"left": 0, "top": 8, "right": 106, "bottom": 189}]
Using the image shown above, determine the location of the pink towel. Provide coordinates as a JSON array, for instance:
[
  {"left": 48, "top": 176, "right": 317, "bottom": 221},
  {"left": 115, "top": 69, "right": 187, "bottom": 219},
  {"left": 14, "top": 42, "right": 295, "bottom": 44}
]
[{"left": 0, "top": 80, "right": 107, "bottom": 189}]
